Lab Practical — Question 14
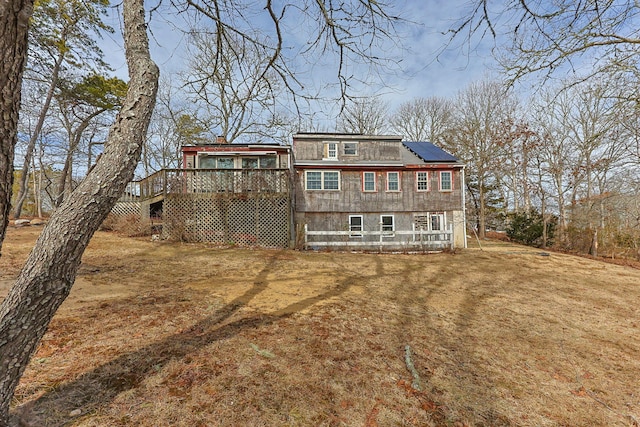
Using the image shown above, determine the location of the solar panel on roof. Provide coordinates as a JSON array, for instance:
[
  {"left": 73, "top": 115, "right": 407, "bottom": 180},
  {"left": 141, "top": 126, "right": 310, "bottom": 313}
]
[{"left": 402, "top": 141, "right": 458, "bottom": 162}]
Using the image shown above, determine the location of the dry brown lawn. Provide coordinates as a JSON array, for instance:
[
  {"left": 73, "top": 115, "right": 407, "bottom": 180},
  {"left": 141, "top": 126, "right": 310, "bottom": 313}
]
[{"left": 1, "top": 226, "right": 639, "bottom": 427}]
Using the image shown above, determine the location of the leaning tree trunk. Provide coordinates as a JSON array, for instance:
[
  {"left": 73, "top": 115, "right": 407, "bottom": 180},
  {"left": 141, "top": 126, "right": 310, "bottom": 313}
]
[
  {"left": 0, "top": 0, "right": 158, "bottom": 423},
  {"left": 13, "top": 51, "right": 65, "bottom": 219},
  {"left": 0, "top": 0, "right": 33, "bottom": 257}
]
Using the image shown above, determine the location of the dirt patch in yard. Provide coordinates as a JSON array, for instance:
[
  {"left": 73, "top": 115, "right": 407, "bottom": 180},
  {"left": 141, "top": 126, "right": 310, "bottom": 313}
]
[{"left": 1, "top": 226, "right": 639, "bottom": 426}]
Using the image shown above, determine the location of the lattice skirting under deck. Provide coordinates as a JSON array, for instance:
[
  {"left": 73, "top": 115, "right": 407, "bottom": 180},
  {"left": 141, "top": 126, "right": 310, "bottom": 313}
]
[{"left": 162, "top": 193, "right": 290, "bottom": 248}]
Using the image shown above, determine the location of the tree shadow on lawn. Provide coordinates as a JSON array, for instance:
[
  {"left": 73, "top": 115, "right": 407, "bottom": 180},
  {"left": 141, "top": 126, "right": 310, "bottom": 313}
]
[
  {"left": 12, "top": 252, "right": 357, "bottom": 427},
  {"left": 390, "top": 257, "right": 513, "bottom": 426}
]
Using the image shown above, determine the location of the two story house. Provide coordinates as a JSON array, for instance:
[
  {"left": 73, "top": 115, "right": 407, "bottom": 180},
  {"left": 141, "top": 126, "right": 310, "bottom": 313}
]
[
  {"left": 293, "top": 133, "right": 466, "bottom": 250},
  {"left": 120, "top": 132, "right": 466, "bottom": 250}
]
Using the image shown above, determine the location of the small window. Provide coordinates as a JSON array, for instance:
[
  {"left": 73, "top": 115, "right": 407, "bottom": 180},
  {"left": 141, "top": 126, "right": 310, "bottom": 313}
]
[
  {"left": 381, "top": 215, "right": 394, "bottom": 234},
  {"left": 305, "top": 171, "right": 340, "bottom": 190},
  {"left": 363, "top": 172, "right": 376, "bottom": 192},
  {"left": 387, "top": 172, "right": 400, "bottom": 192},
  {"left": 440, "top": 171, "right": 452, "bottom": 191},
  {"left": 349, "top": 215, "right": 363, "bottom": 237},
  {"left": 324, "top": 142, "right": 338, "bottom": 160},
  {"left": 343, "top": 142, "right": 358, "bottom": 156},
  {"left": 416, "top": 171, "right": 429, "bottom": 191}
]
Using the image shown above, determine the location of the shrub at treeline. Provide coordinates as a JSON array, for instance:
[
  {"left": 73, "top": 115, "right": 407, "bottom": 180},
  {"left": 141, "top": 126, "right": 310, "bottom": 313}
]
[{"left": 506, "top": 210, "right": 556, "bottom": 248}]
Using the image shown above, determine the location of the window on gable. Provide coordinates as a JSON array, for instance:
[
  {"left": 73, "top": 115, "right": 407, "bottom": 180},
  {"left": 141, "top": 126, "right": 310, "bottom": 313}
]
[
  {"left": 416, "top": 171, "right": 429, "bottom": 191},
  {"left": 363, "top": 172, "right": 376, "bottom": 192},
  {"left": 387, "top": 171, "right": 400, "bottom": 192},
  {"left": 349, "top": 215, "right": 363, "bottom": 237},
  {"left": 440, "top": 171, "right": 452, "bottom": 191},
  {"left": 343, "top": 142, "right": 358, "bottom": 156},
  {"left": 324, "top": 142, "right": 338, "bottom": 160},
  {"left": 305, "top": 171, "right": 340, "bottom": 190}
]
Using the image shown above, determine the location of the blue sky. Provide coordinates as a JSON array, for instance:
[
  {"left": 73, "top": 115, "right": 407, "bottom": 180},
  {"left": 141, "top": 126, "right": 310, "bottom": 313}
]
[{"left": 99, "top": 0, "right": 498, "bottom": 112}]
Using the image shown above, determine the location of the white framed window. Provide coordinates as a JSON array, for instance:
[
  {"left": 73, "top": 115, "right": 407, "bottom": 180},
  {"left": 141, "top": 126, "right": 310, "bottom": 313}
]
[
  {"left": 305, "top": 170, "right": 340, "bottom": 190},
  {"left": 386, "top": 171, "right": 400, "bottom": 192},
  {"left": 349, "top": 215, "right": 363, "bottom": 237},
  {"left": 439, "top": 171, "right": 452, "bottom": 191},
  {"left": 324, "top": 142, "right": 338, "bottom": 160},
  {"left": 430, "top": 212, "right": 445, "bottom": 231},
  {"left": 343, "top": 142, "right": 358, "bottom": 156},
  {"left": 380, "top": 215, "right": 394, "bottom": 235},
  {"left": 363, "top": 172, "right": 376, "bottom": 192},
  {"left": 416, "top": 171, "right": 429, "bottom": 191}
]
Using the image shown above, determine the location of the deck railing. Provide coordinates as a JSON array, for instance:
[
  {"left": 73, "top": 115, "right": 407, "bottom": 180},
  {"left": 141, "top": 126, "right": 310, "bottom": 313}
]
[
  {"left": 119, "top": 168, "right": 291, "bottom": 202},
  {"left": 304, "top": 224, "right": 453, "bottom": 251}
]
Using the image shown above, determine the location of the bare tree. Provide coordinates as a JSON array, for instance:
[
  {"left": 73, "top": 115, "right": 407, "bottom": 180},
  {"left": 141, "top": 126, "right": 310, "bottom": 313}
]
[
  {"left": 177, "top": 0, "right": 402, "bottom": 125},
  {"left": 337, "top": 97, "right": 389, "bottom": 134},
  {"left": 183, "top": 29, "right": 284, "bottom": 143},
  {"left": 453, "top": 1, "right": 640, "bottom": 87},
  {"left": 442, "top": 80, "right": 518, "bottom": 237},
  {"left": 12, "top": 0, "right": 113, "bottom": 219},
  {"left": 390, "top": 96, "right": 453, "bottom": 142},
  {"left": 145, "top": 78, "right": 214, "bottom": 174}
]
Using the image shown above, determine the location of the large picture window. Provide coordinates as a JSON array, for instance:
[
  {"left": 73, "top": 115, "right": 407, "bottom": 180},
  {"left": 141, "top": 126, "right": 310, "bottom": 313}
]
[
  {"left": 199, "top": 156, "right": 234, "bottom": 169},
  {"left": 259, "top": 156, "right": 277, "bottom": 168},
  {"left": 217, "top": 157, "right": 234, "bottom": 169},
  {"left": 198, "top": 156, "right": 216, "bottom": 169},
  {"left": 242, "top": 158, "right": 259, "bottom": 169},
  {"left": 305, "top": 171, "right": 340, "bottom": 190}
]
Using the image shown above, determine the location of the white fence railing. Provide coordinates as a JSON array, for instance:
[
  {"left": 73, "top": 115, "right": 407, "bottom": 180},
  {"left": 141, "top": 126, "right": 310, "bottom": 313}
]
[{"left": 303, "top": 224, "right": 454, "bottom": 251}]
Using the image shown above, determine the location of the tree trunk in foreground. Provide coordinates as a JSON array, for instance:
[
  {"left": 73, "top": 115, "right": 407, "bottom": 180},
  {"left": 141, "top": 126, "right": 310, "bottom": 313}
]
[
  {"left": 0, "top": 0, "right": 159, "bottom": 423},
  {"left": 0, "top": 0, "right": 33, "bottom": 256}
]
